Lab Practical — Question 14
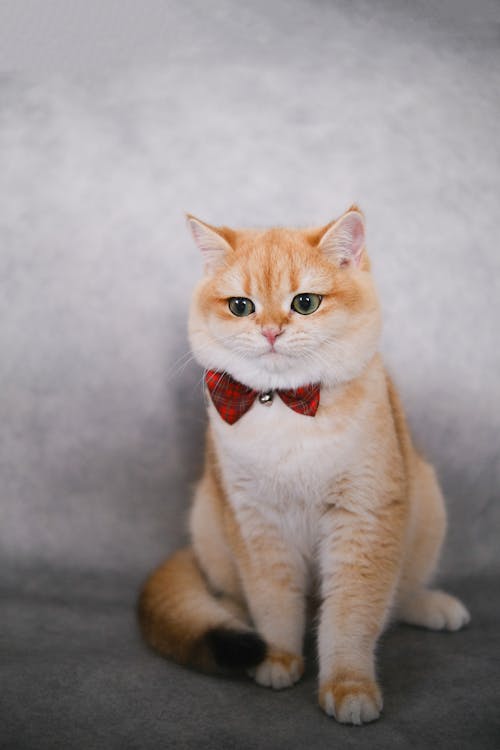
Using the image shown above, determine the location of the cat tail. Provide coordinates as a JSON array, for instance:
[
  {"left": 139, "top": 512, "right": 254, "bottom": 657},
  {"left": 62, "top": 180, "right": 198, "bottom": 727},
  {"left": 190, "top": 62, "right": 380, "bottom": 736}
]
[{"left": 138, "top": 547, "right": 267, "bottom": 672}]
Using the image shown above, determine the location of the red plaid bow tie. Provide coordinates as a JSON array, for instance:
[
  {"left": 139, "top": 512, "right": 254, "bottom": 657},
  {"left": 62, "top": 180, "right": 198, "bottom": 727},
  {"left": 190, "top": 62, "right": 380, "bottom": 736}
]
[{"left": 205, "top": 369, "right": 320, "bottom": 425}]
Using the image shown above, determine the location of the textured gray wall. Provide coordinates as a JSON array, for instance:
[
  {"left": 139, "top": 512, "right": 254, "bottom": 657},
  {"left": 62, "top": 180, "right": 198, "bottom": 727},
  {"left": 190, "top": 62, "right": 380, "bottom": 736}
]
[{"left": 1, "top": 0, "right": 499, "bottom": 580}]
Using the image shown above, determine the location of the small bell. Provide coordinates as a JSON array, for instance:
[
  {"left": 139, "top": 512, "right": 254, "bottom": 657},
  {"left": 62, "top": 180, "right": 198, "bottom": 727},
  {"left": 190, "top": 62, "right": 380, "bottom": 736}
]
[{"left": 258, "top": 390, "right": 274, "bottom": 406}]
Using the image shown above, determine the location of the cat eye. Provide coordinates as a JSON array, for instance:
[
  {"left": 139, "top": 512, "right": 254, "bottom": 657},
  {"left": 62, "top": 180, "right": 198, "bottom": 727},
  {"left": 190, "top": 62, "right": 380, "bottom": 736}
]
[
  {"left": 228, "top": 297, "right": 255, "bottom": 317},
  {"left": 291, "top": 293, "right": 322, "bottom": 315}
]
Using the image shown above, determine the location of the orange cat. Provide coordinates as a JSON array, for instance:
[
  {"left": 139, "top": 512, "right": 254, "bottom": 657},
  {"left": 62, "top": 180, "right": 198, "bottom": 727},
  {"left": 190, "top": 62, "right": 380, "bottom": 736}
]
[{"left": 139, "top": 207, "right": 470, "bottom": 724}]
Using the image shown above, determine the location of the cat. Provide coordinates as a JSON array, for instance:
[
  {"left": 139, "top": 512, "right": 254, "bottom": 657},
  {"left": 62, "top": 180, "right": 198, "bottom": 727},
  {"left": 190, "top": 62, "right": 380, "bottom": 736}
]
[{"left": 138, "top": 206, "right": 470, "bottom": 725}]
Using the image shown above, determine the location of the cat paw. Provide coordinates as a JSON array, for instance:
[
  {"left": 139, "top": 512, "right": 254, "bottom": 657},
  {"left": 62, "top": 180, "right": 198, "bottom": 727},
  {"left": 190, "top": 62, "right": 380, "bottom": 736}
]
[
  {"left": 249, "top": 650, "right": 304, "bottom": 690},
  {"left": 319, "top": 675, "right": 383, "bottom": 725},
  {"left": 398, "top": 589, "right": 471, "bottom": 631}
]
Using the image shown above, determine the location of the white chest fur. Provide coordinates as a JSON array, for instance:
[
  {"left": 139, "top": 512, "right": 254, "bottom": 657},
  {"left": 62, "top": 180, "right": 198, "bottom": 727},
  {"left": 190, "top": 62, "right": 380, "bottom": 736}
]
[{"left": 209, "top": 384, "right": 369, "bottom": 563}]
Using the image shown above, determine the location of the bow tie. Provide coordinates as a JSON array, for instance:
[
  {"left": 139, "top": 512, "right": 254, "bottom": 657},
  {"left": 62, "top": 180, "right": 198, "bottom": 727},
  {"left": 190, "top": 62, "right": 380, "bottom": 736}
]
[{"left": 205, "top": 369, "right": 320, "bottom": 425}]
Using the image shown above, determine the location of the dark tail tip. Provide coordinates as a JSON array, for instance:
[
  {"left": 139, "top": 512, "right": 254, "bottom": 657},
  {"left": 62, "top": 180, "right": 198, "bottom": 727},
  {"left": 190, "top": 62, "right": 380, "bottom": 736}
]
[{"left": 206, "top": 628, "right": 267, "bottom": 670}]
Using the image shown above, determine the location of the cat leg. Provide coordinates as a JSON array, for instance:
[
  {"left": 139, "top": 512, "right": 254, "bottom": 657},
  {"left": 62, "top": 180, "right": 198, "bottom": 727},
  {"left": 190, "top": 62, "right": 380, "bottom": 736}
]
[
  {"left": 397, "top": 588, "right": 470, "bottom": 631},
  {"left": 190, "top": 472, "right": 245, "bottom": 609},
  {"left": 181, "top": 473, "right": 273, "bottom": 671},
  {"left": 317, "top": 499, "right": 406, "bottom": 724},
  {"left": 396, "top": 460, "right": 470, "bottom": 631},
  {"left": 227, "top": 509, "right": 307, "bottom": 690}
]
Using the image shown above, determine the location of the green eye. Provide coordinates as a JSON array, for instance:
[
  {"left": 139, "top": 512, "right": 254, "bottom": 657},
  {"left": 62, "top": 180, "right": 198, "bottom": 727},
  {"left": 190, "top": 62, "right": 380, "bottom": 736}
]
[
  {"left": 291, "top": 293, "right": 322, "bottom": 315},
  {"left": 228, "top": 297, "right": 255, "bottom": 317}
]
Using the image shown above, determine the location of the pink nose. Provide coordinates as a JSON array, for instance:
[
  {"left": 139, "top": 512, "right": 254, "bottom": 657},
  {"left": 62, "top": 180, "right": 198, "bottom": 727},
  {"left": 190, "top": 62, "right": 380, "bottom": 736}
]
[{"left": 261, "top": 327, "right": 282, "bottom": 346}]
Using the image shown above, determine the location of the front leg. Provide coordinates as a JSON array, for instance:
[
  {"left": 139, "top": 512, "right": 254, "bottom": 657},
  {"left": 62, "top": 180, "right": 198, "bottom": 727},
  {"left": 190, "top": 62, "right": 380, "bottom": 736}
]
[
  {"left": 227, "top": 505, "right": 306, "bottom": 689},
  {"left": 318, "top": 495, "right": 406, "bottom": 724}
]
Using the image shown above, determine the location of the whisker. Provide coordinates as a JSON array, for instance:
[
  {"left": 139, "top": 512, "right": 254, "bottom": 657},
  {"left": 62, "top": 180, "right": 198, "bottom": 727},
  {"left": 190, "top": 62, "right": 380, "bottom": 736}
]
[{"left": 165, "top": 333, "right": 238, "bottom": 383}]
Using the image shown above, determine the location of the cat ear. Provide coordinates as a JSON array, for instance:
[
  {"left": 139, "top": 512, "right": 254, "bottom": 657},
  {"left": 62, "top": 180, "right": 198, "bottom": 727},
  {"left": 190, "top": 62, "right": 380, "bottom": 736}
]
[
  {"left": 186, "top": 214, "right": 233, "bottom": 274},
  {"left": 318, "top": 208, "right": 366, "bottom": 268}
]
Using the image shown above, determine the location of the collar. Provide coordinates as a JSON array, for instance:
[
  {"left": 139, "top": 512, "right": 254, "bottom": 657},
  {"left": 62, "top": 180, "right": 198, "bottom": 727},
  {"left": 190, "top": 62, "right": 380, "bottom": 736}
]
[{"left": 205, "top": 369, "right": 320, "bottom": 425}]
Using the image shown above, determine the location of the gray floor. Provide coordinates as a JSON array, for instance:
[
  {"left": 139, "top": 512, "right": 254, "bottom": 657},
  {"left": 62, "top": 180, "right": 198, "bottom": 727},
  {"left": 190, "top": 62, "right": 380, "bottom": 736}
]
[
  {"left": 1, "top": 1, "right": 499, "bottom": 747},
  {"left": 3, "top": 569, "right": 499, "bottom": 750}
]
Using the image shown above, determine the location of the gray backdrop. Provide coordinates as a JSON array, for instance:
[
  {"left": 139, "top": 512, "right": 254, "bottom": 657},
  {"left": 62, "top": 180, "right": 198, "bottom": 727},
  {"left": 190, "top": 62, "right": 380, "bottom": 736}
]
[
  {"left": 1, "top": 0, "right": 498, "bottom": 580},
  {"left": 1, "top": 3, "right": 499, "bottom": 747}
]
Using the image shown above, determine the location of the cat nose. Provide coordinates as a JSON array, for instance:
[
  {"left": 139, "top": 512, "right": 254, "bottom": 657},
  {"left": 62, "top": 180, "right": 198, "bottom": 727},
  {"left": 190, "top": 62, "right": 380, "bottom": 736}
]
[{"left": 261, "top": 326, "right": 283, "bottom": 346}]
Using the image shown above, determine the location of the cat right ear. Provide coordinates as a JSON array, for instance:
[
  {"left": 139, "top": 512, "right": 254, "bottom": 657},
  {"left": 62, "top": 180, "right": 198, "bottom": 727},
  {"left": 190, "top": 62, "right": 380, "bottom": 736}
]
[{"left": 186, "top": 215, "right": 233, "bottom": 274}]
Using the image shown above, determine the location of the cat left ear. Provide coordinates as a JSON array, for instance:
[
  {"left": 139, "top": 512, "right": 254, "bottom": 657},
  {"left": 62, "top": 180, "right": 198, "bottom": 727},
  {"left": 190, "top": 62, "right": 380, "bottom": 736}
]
[
  {"left": 318, "top": 208, "right": 366, "bottom": 268},
  {"left": 186, "top": 215, "right": 233, "bottom": 274}
]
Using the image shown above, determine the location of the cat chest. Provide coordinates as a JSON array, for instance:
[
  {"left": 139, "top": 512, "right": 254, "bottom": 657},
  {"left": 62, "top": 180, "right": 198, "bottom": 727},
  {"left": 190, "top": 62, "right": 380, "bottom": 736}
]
[
  {"left": 210, "top": 396, "right": 364, "bottom": 565},
  {"left": 210, "top": 395, "right": 358, "bottom": 504}
]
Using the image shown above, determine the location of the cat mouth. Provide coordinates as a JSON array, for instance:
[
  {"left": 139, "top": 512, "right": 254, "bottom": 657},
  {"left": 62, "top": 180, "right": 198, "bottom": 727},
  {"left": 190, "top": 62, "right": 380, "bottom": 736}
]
[
  {"left": 260, "top": 348, "right": 282, "bottom": 357},
  {"left": 258, "top": 349, "right": 293, "bottom": 365}
]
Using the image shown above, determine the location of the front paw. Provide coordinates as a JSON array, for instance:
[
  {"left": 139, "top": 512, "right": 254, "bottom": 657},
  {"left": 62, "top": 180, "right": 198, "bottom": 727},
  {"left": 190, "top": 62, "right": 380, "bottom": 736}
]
[
  {"left": 319, "top": 673, "right": 383, "bottom": 725},
  {"left": 249, "top": 650, "right": 304, "bottom": 690}
]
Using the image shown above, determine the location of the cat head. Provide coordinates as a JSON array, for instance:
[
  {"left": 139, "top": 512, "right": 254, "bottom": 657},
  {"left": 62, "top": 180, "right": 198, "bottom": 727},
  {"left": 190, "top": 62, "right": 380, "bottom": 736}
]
[{"left": 187, "top": 207, "right": 381, "bottom": 391}]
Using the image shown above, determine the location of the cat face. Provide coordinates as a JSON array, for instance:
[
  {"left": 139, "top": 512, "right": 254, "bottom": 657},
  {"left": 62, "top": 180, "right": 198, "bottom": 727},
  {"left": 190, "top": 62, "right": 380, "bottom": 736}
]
[{"left": 187, "top": 209, "right": 381, "bottom": 391}]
